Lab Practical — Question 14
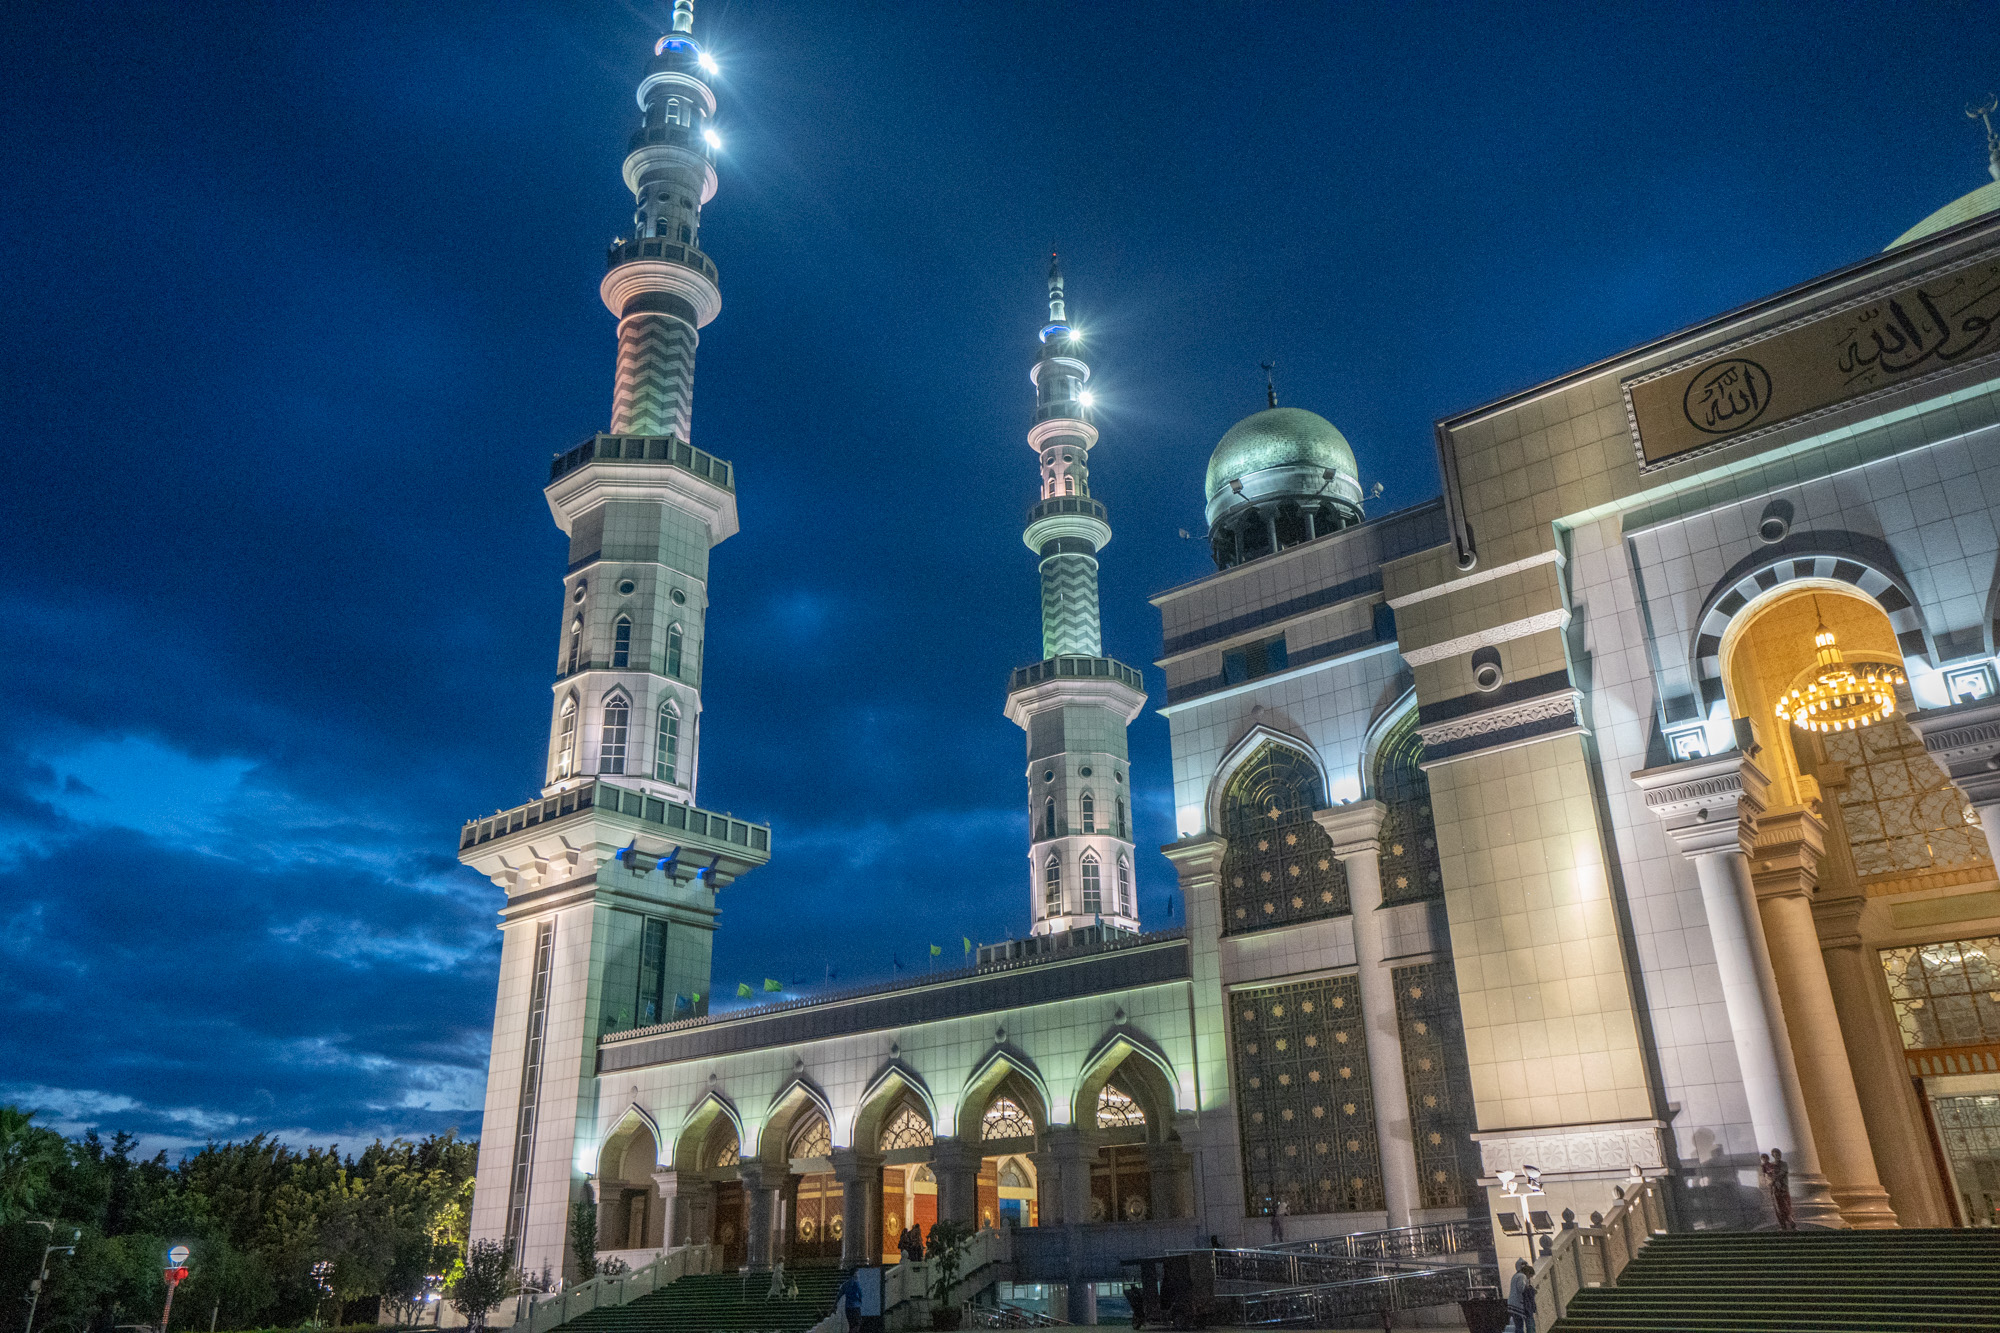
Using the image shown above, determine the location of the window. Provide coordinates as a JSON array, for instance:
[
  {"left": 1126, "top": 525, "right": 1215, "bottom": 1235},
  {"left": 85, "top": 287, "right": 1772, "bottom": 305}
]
[
  {"left": 655, "top": 701, "right": 680, "bottom": 783},
  {"left": 1064, "top": 475, "right": 1075, "bottom": 495},
  {"left": 612, "top": 616, "right": 632, "bottom": 668},
  {"left": 567, "top": 617, "right": 583, "bottom": 674},
  {"left": 1222, "top": 634, "right": 1289, "bottom": 686},
  {"left": 711, "top": 1132, "right": 739, "bottom": 1168},
  {"left": 1374, "top": 710, "right": 1445, "bottom": 906},
  {"left": 666, "top": 623, "right": 684, "bottom": 677},
  {"left": 1081, "top": 791, "right": 1095, "bottom": 833},
  {"left": 879, "top": 1103, "right": 934, "bottom": 1151},
  {"left": 1117, "top": 857, "right": 1132, "bottom": 916},
  {"left": 1081, "top": 853, "right": 1102, "bottom": 915},
  {"left": 1096, "top": 1085, "right": 1146, "bottom": 1129},
  {"left": 553, "top": 694, "right": 578, "bottom": 780},
  {"left": 679, "top": 225, "right": 691, "bottom": 243},
  {"left": 1881, "top": 935, "right": 2000, "bottom": 1050},
  {"left": 982, "top": 1097, "right": 1036, "bottom": 1141},
  {"left": 600, "top": 696, "right": 630, "bottom": 774},
  {"left": 1116, "top": 797, "right": 1127, "bottom": 839},
  {"left": 1044, "top": 855, "right": 1062, "bottom": 917},
  {"left": 997, "top": 1159, "right": 1030, "bottom": 1189},
  {"left": 789, "top": 1112, "right": 832, "bottom": 1160},
  {"left": 1043, "top": 797, "right": 1057, "bottom": 839},
  {"left": 636, "top": 210, "right": 648, "bottom": 234},
  {"left": 636, "top": 917, "right": 668, "bottom": 1026},
  {"left": 1219, "top": 740, "right": 1348, "bottom": 934}
]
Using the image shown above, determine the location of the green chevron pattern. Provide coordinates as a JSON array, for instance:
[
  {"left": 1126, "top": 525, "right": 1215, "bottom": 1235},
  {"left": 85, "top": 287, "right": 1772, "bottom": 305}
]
[
  {"left": 1040, "top": 552, "right": 1102, "bottom": 658},
  {"left": 611, "top": 313, "right": 698, "bottom": 439}
]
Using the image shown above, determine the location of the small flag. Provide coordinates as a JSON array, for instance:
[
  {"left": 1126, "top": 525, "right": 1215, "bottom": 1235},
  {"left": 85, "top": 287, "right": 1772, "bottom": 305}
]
[
  {"left": 963, "top": 937, "right": 972, "bottom": 955},
  {"left": 929, "top": 944, "right": 942, "bottom": 957},
  {"left": 763, "top": 978, "right": 782, "bottom": 992},
  {"left": 737, "top": 982, "right": 753, "bottom": 998},
  {"left": 892, "top": 953, "right": 904, "bottom": 972}
]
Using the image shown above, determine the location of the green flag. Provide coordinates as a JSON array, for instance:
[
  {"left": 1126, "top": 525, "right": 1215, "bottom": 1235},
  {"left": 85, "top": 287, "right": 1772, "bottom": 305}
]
[
  {"left": 929, "top": 944, "right": 942, "bottom": 957},
  {"left": 737, "top": 982, "right": 752, "bottom": 998},
  {"left": 764, "top": 978, "right": 782, "bottom": 992},
  {"left": 963, "top": 937, "right": 972, "bottom": 955}
]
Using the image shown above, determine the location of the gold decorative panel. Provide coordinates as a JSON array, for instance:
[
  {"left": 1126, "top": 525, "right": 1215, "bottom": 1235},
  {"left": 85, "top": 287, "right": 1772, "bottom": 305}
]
[
  {"left": 1881, "top": 935, "right": 2000, "bottom": 1050},
  {"left": 1220, "top": 742, "right": 1349, "bottom": 935},
  {"left": 1392, "top": 961, "right": 1481, "bottom": 1208},
  {"left": 1825, "top": 698, "right": 1990, "bottom": 884},
  {"left": 1373, "top": 711, "right": 1443, "bottom": 906}
]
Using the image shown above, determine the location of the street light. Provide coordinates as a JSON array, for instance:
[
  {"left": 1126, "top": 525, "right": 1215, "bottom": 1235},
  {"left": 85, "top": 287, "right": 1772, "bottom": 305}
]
[
  {"left": 1494, "top": 1165, "right": 1547, "bottom": 1264},
  {"left": 19, "top": 1221, "right": 80, "bottom": 1333}
]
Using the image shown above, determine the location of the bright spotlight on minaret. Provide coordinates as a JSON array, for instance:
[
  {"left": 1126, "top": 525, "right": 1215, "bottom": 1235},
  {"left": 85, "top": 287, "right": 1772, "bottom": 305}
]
[
  {"left": 1079, "top": 390, "right": 1097, "bottom": 408},
  {"left": 702, "top": 127, "right": 722, "bottom": 149},
  {"left": 698, "top": 51, "right": 718, "bottom": 74}
]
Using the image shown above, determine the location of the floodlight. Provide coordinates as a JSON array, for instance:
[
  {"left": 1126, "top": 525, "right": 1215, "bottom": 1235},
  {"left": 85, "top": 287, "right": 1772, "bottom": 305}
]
[
  {"left": 702, "top": 127, "right": 722, "bottom": 149},
  {"left": 1079, "top": 391, "right": 1096, "bottom": 408},
  {"left": 698, "top": 51, "right": 719, "bottom": 74},
  {"left": 1529, "top": 1210, "right": 1555, "bottom": 1233},
  {"left": 1495, "top": 1213, "right": 1523, "bottom": 1234}
]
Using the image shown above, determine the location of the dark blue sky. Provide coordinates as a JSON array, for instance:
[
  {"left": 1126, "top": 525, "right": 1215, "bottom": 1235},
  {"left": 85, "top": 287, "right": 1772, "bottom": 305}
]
[{"left": 2, "top": 1, "right": 1993, "bottom": 1153}]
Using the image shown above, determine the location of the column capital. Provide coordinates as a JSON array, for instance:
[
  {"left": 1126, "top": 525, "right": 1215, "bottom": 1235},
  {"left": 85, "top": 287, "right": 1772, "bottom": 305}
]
[
  {"left": 1312, "top": 800, "right": 1387, "bottom": 859},
  {"left": 1160, "top": 833, "right": 1226, "bottom": 876},
  {"left": 1907, "top": 695, "right": 2000, "bottom": 806},
  {"left": 651, "top": 1168, "right": 680, "bottom": 1199},
  {"left": 1632, "top": 751, "right": 1769, "bottom": 859},
  {"left": 929, "top": 1136, "right": 981, "bottom": 1172},
  {"left": 1749, "top": 803, "right": 1827, "bottom": 903},
  {"left": 735, "top": 1160, "right": 775, "bottom": 1192},
  {"left": 1810, "top": 891, "right": 1868, "bottom": 950},
  {"left": 829, "top": 1147, "right": 882, "bottom": 1184}
]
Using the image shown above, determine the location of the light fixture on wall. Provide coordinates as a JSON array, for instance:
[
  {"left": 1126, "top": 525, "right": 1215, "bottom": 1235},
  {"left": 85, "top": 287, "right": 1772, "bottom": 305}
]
[{"left": 1775, "top": 604, "right": 1906, "bottom": 733}]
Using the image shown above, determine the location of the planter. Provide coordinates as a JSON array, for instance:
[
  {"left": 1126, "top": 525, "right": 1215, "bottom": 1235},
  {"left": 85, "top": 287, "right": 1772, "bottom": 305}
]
[
  {"left": 1459, "top": 1295, "right": 1510, "bottom": 1333},
  {"left": 930, "top": 1306, "right": 963, "bottom": 1330}
]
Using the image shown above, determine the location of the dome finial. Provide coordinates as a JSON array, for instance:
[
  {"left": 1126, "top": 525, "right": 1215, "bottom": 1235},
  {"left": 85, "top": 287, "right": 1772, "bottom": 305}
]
[
  {"left": 1260, "top": 361, "right": 1278, "bottom": 409},
  {"left": 1047, "top": 247, "right": 1066, "bottom": 324},
  {"left": 1971, "top": 93, "right": 2000, "bottom": 182},
  {"left": 672, "top": 0, "right": 695, "bottom": 34}
]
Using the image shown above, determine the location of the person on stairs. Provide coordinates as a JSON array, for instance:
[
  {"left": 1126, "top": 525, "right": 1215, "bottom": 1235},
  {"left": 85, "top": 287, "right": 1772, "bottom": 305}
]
[
  {"left": 1506, "top": 1258, "right": 1536, "bottom": 1333},
  {"left": 836, "top": 1272, "right": 862, "bottom": 1333},
  {"left": 1760, "top": 1150, "right": 1796, "bottom": 1231},
  {"left": 766, "top": 1260, "right": 786, "bottom": 1300}
]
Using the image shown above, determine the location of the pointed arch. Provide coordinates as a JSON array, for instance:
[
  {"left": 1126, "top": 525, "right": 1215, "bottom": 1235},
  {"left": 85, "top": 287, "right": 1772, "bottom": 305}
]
[
  {"left": 552, "top": 691, "right": 580, "bottom": 781},
  {"left": 1363, "top": 692, "right": 1443, "bottom": 905},
  {"left": 599, "top": 689, "right": 631, "bottom": 775},
  {"left": 668, "top": 1090, "right": 742, "bottom": 1172},
  {"left": 666, "top": 621, "right": 685, "bottom": 677},
  {"left": 1116, "top": 853, "right": 1133, "bottom": 917},
  {"left": 755, "top": 1076, "right": 834, "bottom": 1165},
  {"left": 850, "top": 1060, "right": 937, "bottom": 1152},
  {"left": 655, "top": 697, "right": 682, "bottom": 783},
  {"left": 612, "top": 615, "right": 633, "bottom": 668},
  {"left": 954, "top": 1047, "right": 1051, "bottom": 1141},
  {"left": 1043, "top": 852, "right": 1063, "bottom": 918},
  {"left": 1070, "top": 1029, "right": 1182, "bottom": 1141},
  {"left": 1213, "top": 733, "right": 1347, "bottom": 933},
  {"left": 1358, "top": 687, "right": 1418, "bottom": 800},
  {"left": 1080, "top": 789, "right": 1096, "bottom": 833},
  {"left": 596, "top": 1103, "right": 663, "bottom": 1177},
  {"left": 1204, "top": 723, "right": 1324, "bottom": 836},
  {"left": 1080, "top": 848, "right": 1103, "bottom": 916}
]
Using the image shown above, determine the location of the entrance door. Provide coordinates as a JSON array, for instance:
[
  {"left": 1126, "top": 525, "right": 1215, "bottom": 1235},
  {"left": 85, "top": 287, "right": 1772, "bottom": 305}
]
[
  {"left": 713, "top": 1180, "right": 746, "bottom": 1268},
  {"left": 791, "top": 1171, "right": 844, "bottom": 1265},
  {"left": 882, "top": 1171, "right": 906, "bottom": 1262}
]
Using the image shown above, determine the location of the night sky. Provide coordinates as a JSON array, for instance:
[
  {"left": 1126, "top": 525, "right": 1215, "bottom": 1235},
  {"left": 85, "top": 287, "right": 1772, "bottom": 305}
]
[{"left": 3, "top": 1, "right": 1994, "bottom": 1155}]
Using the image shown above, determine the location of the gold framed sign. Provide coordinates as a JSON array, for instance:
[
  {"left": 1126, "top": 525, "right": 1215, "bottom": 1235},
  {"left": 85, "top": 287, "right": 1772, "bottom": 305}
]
[{"left": 1624, "top": 252, "right": 2000, "bottom": 469}]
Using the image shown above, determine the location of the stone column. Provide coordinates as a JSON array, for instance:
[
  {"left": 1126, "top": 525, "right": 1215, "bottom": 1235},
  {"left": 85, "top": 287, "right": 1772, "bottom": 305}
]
[
  {"left": 931, "top": 1137, "right": 982, "bottom": 1229},
  {"left": 1749, "top": 805, "right": 1897, "bottom": 1228},
  {"left": 738, "top": 1161, "right": 778, "bottom": 1269},
  {"left": 1908, "top": 695, "right": 2000, "bottom": 865},
  {"left": 1314, "top": 801, "right": 1421, "bottom": 1227},
  {"left": 1144, "top": 1140, "right": 1189, "bottom": 1221},
  {"left": 831, "top": 1149, "right": 881, "bottom": 1269},
  {"left": 1813, "top": 893, "right": 1955, "bottom": 1227},
  {"left": 1632, "top": 754, "right": 1843, "bottom": 1228},
  {"left": 1044, "top": 1124, "right": 1097, "bottom": 1224},
  {"left": 651, "top": 1169, "right": 680, "bottom": 1250}
]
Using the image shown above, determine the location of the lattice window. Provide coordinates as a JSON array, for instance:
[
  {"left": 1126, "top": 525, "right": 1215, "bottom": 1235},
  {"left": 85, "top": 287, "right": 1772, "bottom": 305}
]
[
  {"left": 1096, "top": 1085, "right": 1146, "bottom": 1128},
  {"left": 789, "top": 1112, "right": 832, "bottom": 1160},
  {"left": 1825, "top": 693, "right": 1990, "bottom": 883},
  {"left": 1220, "top": 742, "right": 1348, "bottom": 935},
  {"left": 1229, "top": 973, "right": 1382, "bottom": 1217},
  {"left": 1374, "top": 711, "right": 1444, "bottom": 905},
  {"left": 710, "top": 1131, "right": 739, "bottom": 1168},
  {"left": 612, "top": 616, "right": 632, "bottom": 668},
  {"left": 1392, "top": 961, "right": 1480, "bottom": 1208},
  {"left": 1932, "top": 1093, "right": 2000, "bottom": 1221},
  {"left": 600, "top": 696, "right": 630, "bottom": 774},
  {"left": 1880, "top": 935, "right": 2000, "bottom": 1050},
  {"left": 982, "top": 1096, "right": 1035, "bottom": 1140},
  {"left": 880, "top": 1103, "right": 934, "bottom": 1150},
  {"left": 998, "top": 1159, "right": 1030, "bottom": 1189}
]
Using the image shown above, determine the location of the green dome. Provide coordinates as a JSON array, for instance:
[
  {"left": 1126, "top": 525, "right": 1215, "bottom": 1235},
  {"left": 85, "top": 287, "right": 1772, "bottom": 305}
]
[
  {"left": 1204, "top": 407, "right": 1357, "bottom": 503},
  {"left": 1887, "top": 179, "right": 2000, "bottom": 250}
]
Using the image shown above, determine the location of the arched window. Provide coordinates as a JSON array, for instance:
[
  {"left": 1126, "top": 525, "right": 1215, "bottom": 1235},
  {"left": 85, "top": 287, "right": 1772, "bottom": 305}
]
[
  {"left": 1219, "top": 741, "right": 1348, "bottom": 934},
  {"left": 1043, "top": 797, "right": 1057, "bottom": 839},
  {"left": 1373, "top": 710, "right": 1443, "bottom": 906},
  {"left": 1044, "top": 855, "right": 1062, "bottom": 917},
  {"left": 1096, "top": 1084, "right": 1146, "bottom": 1129},
  {"left": 679, "top": 225, "right": 692, "bottom": 244},
  {"left": 997, "top": 1159, "right": 1030, "bottom": 1189},
  {"left": 1063, "top": 474, "right": 1076, "bottom": 495},
  {"left": 636, "top": 210, "right": 648, "bottom": 235},
  {"left": 612, "top": 616, "right": 632, "bottom": 669},
  {"left": 567, "top": 617, "right": 583, "bottom": 675},
  {"left": 666, "top": 97, "right": 683, "bottom": 126},
  {"left": 666, "top": 623, "right": 684, "bottom": 677},
  {"left": 788, "top": 1112, "right": 832, "bottom": 1160},
  {"left": 1081, "top": 852, "right": 1102, "bottom": 915},
  {"left": 1117, "top": 857, "right": 1132, "bottom": 916},
  {"left": 879, "top": 1103, "right": 933, "bottom": 1151},
  {"left": 1081, "top": 791, "right": 1095, "bottom": 833},
  {"left": 981, "top": 1096, "right": 1036, "bottom": 1141},
  {"left": 1116, "top": 797, "right": 1126, "bottom": 839},
  {"left": 655, "top": 701, "right": 680, "bottom": 782},
  {"left": 600, "top": 695, "right": 630, "bottom": 774},
  {"left": 711, "top": 1133, "right": 739, "bottom": 1168},
  {"left": 553, "top": 694, "right": 578, "bottom": 781}
]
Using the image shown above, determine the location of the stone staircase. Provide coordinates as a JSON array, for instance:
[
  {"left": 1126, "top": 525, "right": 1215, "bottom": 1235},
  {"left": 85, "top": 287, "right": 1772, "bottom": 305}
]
[
  {"left": 1552, "top": 1231, "right": 2000, "bottom": 1332},
  {"left": 553, "top": 1268, "right": 849, "bottom": 1333}
]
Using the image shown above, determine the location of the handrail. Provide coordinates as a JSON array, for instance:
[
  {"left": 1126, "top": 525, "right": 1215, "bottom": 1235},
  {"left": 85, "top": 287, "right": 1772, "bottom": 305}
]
[
  {"left": 884, "top": 1228, "right": 1013, "bottom": 1327},
  {"left": 520, "top": 1244, "right": 716, "bottom": 1333},
  {"left": 1520, "top": 1175, "right": 1670, "bottom": 1326},
  {"left": 1203, "top": 1263, "right": 1494, "bottom": 1327},
  {"left": 1267, "top": 1216, "right": 1493, "bottom": 1261}
]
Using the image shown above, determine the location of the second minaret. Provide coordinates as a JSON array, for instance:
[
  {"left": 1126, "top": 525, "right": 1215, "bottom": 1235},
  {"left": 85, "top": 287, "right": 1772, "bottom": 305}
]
[{"left": 1004, "top": 257, "right": 1146, "bottom": 936}]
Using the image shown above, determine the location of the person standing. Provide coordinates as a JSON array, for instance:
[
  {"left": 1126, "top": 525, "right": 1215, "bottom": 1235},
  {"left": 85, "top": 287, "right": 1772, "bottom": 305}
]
[
  {"left": 1271, "top": 1197, "right": 1289, "bottom": 1244},
  {"left": 1762, "top": 1148, "right": 1796, "bottom": 1231},
  {"left": 836, "top": 1272, "right": 862, "bottom": 1333},
  {"left": 1506, "top": 1258, "right": 1536, "bottom": 1333}
]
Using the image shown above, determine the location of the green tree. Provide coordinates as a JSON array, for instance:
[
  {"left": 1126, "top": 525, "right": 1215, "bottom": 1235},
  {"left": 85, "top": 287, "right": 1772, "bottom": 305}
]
[
  {"left": 567, "top": 1198, "right": 597, "bottom": 1284},
  {"left": 448, "top": 1239, "right": 518, "bottom": 1332},
  {"left": 0, "top": 1107, "right": 66, "bottom": 1226}
]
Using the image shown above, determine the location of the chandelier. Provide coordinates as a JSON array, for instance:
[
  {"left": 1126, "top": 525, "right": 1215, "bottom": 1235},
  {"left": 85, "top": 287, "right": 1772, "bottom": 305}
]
[{"left": 1775, "top": 619, "right": 1905, "bottom": 733}]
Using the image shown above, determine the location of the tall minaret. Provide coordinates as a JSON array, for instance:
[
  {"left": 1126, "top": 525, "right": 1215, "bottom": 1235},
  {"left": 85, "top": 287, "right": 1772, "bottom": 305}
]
[
  {"left": 458, "top": 0, "right": 770, "bottom": 1277},
  {"left": 1004, "top": 257, "right": 1146, "bottom": 937}
]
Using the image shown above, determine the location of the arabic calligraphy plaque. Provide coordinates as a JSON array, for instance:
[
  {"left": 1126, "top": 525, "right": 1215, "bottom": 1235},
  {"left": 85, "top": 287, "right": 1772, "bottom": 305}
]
[{"left": 1626, "top": 255, "right": 2000, "bottom": 468}]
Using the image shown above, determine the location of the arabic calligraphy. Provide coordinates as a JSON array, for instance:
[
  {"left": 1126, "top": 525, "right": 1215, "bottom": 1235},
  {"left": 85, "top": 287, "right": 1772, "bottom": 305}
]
[
  {"left": 1627, "top": 256, "right": 2000, "bottom": 468},
  {"left": 1682, "top": 358, "right": 1771, "bottom": 435}
]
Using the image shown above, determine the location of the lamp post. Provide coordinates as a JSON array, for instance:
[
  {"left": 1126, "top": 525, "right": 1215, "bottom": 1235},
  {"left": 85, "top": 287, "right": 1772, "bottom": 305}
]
[
  {"left": 20, "top": 1221, "right": 80, "bottom": 1333},
  {"left": 1495, "top": 1165, "right": 1546, "bottom": 1264}
]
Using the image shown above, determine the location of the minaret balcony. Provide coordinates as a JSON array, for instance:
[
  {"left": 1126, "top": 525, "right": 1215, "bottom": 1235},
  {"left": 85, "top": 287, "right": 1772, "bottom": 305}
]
[
  {"left": 550, "top": 432, "right": 733, "bottom": 489},
  {"left": 1025, "top": 495, "right": 1106, "bottom": 525},
  {"left": 1024, "top": 496, "right": 1110, "bottom": 554},
  {"left": 460, "top": 777, "right": 771, "bottom": 891},
  {"left": 545, "top": 432, "right": 740, "bottom": 545},
  {"left": 605, "top": 238, "right": 717, "bottom": 283}
]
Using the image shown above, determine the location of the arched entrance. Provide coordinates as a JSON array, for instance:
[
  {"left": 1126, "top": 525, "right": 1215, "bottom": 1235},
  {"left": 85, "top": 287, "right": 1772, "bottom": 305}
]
[
  {"left": 958, "top": 1053, "right": 1049, "bottom": 1230},
  {"left": 783, "top": 1109, "right": 843, "bottom": 1265},
  {"left": 699, "top": 1118, "right": 746, "bottom": 1267},
  {"left": 1217, "top": 739, "right": 1348, "bottom": 933},
  {"left": 874, "top": 1092, "right": 935, "bottom": 1261},
  {"left": 1072, "top": 1041, "right": 1190, "bottom": 1224},
  {"left": 595, "top": 1113, "right": 663, "bottom": 1254}
]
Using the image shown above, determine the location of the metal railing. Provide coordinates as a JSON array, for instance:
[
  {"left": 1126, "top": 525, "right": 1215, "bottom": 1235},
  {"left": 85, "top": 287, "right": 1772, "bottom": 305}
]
[
  {"left": 549, "top": 432, "right": 734, "bottom": 490},
  {"left": 1025, "top": 495, "right": 1108, "bottom": 526},
  {"left": 1006, "top": 654, "right": 1145, "bottom": 695},
  {"left": 1208, "top": 1248, "right": 1435, "bottom": 1289},
  {"left": 963, "top": 1303, "right": 1068, "bottom": 1328},
  {"left": 520, "top": 1244, "right": 716, "bottom": 1333},
  {"left": 883, "top": 1226, "right": 1013, "bottom": 1328},
  {"left": 462, "top": 778, "right": 770, "bottom": 858},
  {"left": 1269, "top": 1216, "right": 1492, "bottom": 1262},
  {"left": 1523, "top": 1174, "right": 1671, "bottom": 1326},
  {"left": 604, "top": 236, "right": 719, "bottom": 282},
  {"left": 1208, "top": 1264, "right": 1495, "bottom": 1327}
]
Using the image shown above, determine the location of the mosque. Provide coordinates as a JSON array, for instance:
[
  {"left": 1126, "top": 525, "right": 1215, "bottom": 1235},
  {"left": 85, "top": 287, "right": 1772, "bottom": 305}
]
[{"left": 455, "top": 4, "right": 2000, "bottom": 1322}]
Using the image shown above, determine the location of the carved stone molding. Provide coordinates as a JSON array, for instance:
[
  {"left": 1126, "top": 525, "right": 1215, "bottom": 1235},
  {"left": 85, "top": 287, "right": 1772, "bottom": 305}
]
[
  {"left": 1908, "top": 697, "right": 2000, "bottom": 809},
  {"left": 1473, "top": 1120, "right": 1668, "bottom": 1177},
  {"left": 1749, "top": 804, "right": 1827, "bottom": 902},
  {"left": 1416, "top": 689, "right": 1582, "bottom": 748},
  {"left": 1632, "top": 752, "right": 1770, "bottom": 859},
  {"left": 1312, "top": 799, "right": 1387, "bottom": 859},
  {"left": 1400, "top": 608, "right": 1572, "bottom": 667}
]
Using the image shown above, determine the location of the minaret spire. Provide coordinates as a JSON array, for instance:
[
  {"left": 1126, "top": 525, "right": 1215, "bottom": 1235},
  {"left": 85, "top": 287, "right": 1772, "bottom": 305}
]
[
  {"left": 1004, "top": 260, "right": 1146, "bottom": 938},
  {"left": 1261, "top": 360, "right": 1279, "bottom": 409},
  {"left": 1971, "top": 94, "right": 2000, "bottom": 182}
]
